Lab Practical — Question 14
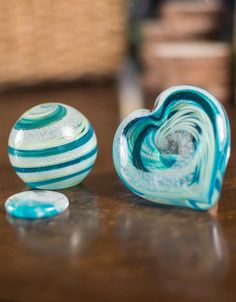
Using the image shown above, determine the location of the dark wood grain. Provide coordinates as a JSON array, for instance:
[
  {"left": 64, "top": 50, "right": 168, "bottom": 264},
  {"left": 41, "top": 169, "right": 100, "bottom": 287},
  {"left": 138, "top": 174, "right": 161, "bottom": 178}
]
[{"left": 0, "top": 83, "right": 235, "bottom": 302}]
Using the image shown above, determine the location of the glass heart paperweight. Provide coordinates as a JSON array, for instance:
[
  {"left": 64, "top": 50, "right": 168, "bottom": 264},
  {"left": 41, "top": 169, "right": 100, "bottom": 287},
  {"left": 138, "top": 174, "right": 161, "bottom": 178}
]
[{"left": 113, "top": 85, "right": 231, "bottom": 210}]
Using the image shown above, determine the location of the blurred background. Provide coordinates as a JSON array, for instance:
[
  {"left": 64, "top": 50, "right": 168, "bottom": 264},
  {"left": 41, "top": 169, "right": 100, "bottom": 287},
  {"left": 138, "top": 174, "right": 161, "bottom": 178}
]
[
  {"left": 129, "top": 0, "right": 235, "bottom": 108},
  {"left": 0, "top": 0, "right": 235, "bottom": 107},
  {"left": 0, "top": 0, "right": 235, "bottom": 105},
  {"left": 1, "top": 0, "right": 236, "bottom": 181}
]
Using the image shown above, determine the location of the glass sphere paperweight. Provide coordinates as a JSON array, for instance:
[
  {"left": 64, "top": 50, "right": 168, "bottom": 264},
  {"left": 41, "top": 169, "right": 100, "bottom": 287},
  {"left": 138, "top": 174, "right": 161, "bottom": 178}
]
[
  {"left": 9, "top": 103, "right": 97, "bottom": 189},
  {"left": 113, "top": 85, "right": 230, "bottom": 210}
]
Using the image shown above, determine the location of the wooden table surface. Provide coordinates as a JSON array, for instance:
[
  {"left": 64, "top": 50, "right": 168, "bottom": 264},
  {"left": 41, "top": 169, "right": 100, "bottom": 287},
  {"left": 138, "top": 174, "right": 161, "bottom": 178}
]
[{"left": 0, "top": 83, "right": 235, "bottom": 302}]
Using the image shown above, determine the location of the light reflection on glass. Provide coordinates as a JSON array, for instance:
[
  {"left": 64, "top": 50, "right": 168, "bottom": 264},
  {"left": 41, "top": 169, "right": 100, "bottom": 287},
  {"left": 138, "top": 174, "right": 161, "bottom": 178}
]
[
  {"left": 7, "top": 185, "right": 99, "bottom": 257},
  {"left": 116, "top": 204, "right": 228, "bottom": 283}
]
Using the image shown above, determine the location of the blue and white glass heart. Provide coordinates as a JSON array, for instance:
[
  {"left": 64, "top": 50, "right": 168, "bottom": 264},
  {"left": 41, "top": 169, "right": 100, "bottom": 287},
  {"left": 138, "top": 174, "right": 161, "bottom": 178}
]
[{"left": 113, "top": 85, "right": 230, "bottom": 210}]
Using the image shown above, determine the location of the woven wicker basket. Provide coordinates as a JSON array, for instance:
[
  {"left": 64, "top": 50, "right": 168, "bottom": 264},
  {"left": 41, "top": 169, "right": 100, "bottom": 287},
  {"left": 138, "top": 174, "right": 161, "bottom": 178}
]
[{"left": 0, "top": 0, "right": 126, "bottom": 87}]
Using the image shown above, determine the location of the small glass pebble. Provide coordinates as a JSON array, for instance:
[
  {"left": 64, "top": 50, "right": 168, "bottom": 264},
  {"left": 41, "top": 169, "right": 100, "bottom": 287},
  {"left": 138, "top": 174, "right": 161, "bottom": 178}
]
[{"left": 5, "top": 191, "right": 69, "bottom": 219}]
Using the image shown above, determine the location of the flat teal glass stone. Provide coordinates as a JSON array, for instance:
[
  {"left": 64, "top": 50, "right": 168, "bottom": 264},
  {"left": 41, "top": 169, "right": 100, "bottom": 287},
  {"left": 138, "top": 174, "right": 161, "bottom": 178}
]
[
  {"left": 8, "top": 103, "right": 97, "bottom": 189},
  {"left": 5, "top": 191, "right": 69, "bottom": 219},
  {"left": 113, "top": 85, "right": 231, "bottom": 210}
]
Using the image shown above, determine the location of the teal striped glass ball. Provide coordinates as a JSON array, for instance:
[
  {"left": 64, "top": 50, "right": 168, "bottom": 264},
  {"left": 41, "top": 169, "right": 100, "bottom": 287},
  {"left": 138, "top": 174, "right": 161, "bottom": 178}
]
[{"left": 9, "top": 103, "right": 97, "bottom": 189}]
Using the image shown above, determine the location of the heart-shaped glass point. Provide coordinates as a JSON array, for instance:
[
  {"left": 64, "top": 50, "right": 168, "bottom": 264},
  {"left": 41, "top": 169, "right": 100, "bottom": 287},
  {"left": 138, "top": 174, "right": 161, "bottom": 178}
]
[{"left": 113, "top": 85, "right": 231, "bottom": 210}]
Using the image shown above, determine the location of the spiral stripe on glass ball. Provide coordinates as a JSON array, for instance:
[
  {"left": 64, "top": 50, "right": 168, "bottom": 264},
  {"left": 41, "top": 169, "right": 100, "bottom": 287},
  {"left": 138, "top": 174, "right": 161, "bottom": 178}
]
[
  {"left": 9, "top": 103, "right": 97, "bottom": 189},
  {"left": 113, "top": 85, "right": 230, "bottom": 210}
]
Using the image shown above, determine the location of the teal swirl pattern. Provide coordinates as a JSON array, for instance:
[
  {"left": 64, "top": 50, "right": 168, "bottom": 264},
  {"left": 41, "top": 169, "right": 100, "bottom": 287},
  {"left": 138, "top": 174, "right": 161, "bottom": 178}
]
[
  {"left": 113, "top": 85, "right": 230, "bottom": 210},
  {"left": 9, "top": 103, "right": 97, "bottom": 189}
]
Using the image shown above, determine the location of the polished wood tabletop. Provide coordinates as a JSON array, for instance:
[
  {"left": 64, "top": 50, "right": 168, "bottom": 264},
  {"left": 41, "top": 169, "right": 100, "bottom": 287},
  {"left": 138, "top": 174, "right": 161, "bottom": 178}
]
[{"left": 0, "top": 83, "right": 235, "bottom": 302}]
